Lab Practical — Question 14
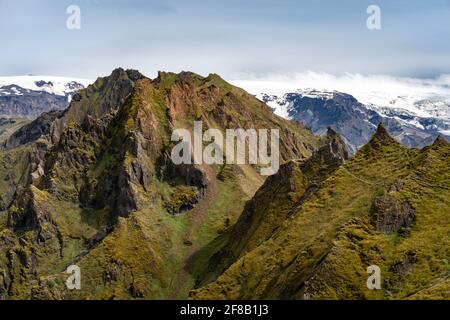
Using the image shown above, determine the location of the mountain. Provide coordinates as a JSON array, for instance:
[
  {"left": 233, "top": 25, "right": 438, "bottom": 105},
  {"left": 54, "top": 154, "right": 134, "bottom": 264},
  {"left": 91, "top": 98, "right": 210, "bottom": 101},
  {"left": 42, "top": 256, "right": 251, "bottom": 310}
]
[
  {"left": 261, "top": 89, "right": 449, "bottom": 153},
  {"left": 0, "top": 68, "right": 318, "bottom": 299},
  {"left": 0, "top": 76, "right": 91, "bottom": 119},
  {"left": 232, "top": 80, "right": 450, "bottom": 153},
  {"left": 0, "top": 69, "right": 448, "bottom": 300},
  {"left": 192, "top": 124, "right": 450, "bottom": 300}
]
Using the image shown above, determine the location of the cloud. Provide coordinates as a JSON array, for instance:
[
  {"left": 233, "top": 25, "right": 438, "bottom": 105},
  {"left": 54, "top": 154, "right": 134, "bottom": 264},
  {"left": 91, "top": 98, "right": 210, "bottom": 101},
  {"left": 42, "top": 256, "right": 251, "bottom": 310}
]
[{"left": 231, "top": 71, "right": 450, "bottom": 102}]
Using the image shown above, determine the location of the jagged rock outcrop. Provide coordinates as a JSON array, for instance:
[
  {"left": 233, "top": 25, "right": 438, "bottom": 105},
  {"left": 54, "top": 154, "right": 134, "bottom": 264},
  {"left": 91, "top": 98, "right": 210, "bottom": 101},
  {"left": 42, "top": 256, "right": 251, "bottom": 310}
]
[
  {"left": 8, "top": 186, "right": 59, "bottom": 244},
  {"left": 2, "top": 111, "right": 63, "bottom": 150},
  {"left": 370, "top": 182, "right": 416, "bottom": 234},
  {"left": 369, "top": 123, "right": 398, "bottom": 148}
]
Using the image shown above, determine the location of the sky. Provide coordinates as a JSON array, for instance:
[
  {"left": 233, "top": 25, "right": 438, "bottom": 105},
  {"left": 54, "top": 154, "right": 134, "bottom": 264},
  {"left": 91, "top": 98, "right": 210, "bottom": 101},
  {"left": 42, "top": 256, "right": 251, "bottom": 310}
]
[{"left": 1, "top": 0, "right": 450, "bottom": 80}]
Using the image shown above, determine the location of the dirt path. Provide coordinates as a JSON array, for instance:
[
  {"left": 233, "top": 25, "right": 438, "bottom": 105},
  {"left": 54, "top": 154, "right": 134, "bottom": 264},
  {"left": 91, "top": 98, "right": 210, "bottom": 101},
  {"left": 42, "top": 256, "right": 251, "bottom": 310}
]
[{"left": 169, "top": 164, "right": 219, "bottom": 298}]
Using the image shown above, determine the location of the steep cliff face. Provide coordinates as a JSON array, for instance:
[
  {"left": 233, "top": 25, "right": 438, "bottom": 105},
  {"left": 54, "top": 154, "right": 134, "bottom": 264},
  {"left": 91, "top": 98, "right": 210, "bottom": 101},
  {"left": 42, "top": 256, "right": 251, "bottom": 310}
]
[
  {"left": 0, "top": 68, "right": 318, "bottom": 299},
  {"left": 192, "top": 125, "right": 450, "bottom": 300}
]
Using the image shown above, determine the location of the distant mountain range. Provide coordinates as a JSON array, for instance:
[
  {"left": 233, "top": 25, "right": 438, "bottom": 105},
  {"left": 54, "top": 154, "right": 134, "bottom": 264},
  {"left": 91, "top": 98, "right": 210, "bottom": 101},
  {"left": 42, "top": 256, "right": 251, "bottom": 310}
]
[
  {"left": 0, "top": 76, "right": 91, "bottom": 119},
  {"left": 2, "top": 75, "right": 449, "bottom": 154},
  {"left": 233, "top": 79, "right": 450, "bottom": 153}
]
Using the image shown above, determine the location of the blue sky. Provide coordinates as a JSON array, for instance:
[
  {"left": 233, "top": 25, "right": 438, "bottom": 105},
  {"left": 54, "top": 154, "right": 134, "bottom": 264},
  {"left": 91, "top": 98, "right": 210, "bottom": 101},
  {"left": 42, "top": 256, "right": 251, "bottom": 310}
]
[{"left": 1, "top": 0, "right": 449, "bottom": 79}]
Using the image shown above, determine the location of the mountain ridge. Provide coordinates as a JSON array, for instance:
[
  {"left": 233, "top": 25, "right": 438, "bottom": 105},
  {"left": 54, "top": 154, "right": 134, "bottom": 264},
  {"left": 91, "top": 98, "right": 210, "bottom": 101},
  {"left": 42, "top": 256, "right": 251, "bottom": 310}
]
[
  {"left": 0, "top": 68, "right": 319, "bottom": 299},
  {"left": 191, "top": 123, "right": 450, "bottom": 300}
]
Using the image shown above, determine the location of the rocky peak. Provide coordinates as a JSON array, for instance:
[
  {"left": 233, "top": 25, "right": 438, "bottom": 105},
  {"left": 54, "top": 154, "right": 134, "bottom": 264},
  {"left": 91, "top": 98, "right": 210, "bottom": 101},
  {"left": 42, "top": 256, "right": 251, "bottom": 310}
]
[
  {"left": 370, "top": 179, "right": 416, "bottom": 235},
  {"left": 124, "top": 69, "right": 146, "bottom": 82},
  {"left": 326, "top": 126, "right": 338, "bottom": 137},
  {"left": 107, "top": 67, "right": 144, "bottom": 82},
  {"left": 376, "top": 122, "right": 393, "bottom": 141},
  {"left": 432, "top": 135, "right": 449, "bottom": 147},
  {"left": 313, "top": 127, "right": 349, "bottom": 164},
  {"left": 48, "top": 68, "right": 145, "bottom": 145},
  {"left": 368, "top": 123, "right": 398, "bottom": 148}
]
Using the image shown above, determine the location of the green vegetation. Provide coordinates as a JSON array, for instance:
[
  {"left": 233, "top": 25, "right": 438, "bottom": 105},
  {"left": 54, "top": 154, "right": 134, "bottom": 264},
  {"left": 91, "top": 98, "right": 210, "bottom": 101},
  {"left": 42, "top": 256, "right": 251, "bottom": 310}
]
[
  {"left": 0, "top": 68, "right": 314, "bottom": 300},
  {"left": 192, "top": 128, "right": 450, "bottom": 300},
  {"left": 1, "top": 68, "right": 447, "bottom": 301}
]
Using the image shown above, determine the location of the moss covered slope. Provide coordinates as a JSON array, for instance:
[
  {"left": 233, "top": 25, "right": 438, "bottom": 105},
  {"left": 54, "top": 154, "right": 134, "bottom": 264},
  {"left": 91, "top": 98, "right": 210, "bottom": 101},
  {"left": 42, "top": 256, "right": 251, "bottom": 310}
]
[{"left": 192, "top": 125, "right": 450, "bottom": 300}]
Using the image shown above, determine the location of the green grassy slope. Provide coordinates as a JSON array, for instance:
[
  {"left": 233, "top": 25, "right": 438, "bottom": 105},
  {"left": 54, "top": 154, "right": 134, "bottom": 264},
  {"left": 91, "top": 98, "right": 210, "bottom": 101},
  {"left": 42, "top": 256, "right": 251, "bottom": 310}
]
[{"left": 192, "top": 126, "right": 450, "bottom": 300}]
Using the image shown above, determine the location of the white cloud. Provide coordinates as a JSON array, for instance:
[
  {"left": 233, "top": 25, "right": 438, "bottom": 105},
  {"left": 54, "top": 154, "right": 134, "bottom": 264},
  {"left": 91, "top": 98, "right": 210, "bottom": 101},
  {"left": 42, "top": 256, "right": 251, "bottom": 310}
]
[{"left": 232, "top": 72, "right": 450, "bottom": 98}]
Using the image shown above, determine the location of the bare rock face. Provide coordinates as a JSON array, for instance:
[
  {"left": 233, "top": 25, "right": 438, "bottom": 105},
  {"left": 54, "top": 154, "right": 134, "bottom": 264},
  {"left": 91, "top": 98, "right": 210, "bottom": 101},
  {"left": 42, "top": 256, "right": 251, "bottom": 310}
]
[
  {"left": 370, "top": 182, "right": 415, "bottom": 234},
  {"left": 7, "top": 187, "right": 59, "bottom": 244},
  {"left": 390, "top": 251, "right": 418, "bottom": 275}
]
